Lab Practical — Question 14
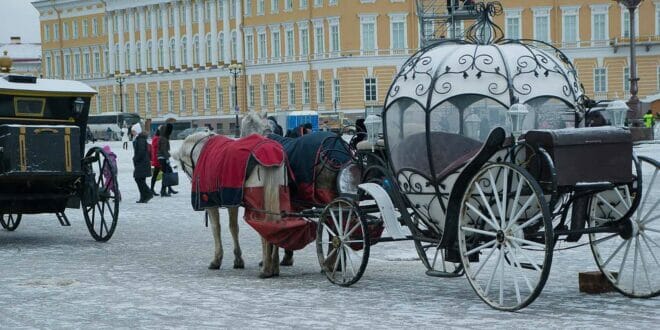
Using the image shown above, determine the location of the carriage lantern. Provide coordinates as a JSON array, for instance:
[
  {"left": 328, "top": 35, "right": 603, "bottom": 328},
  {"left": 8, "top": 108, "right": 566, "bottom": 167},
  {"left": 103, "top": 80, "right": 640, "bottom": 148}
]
[
  {"left": 73, "top": 97, "right": 85, "bottom": 115},
  {"left": 606, "top": 100, "right": 630, "bottom": 128},
  {"left": 506, "top": 102, "right": 529, "bottom": 138},
  {"left": 364, "top": 113, "right": 382, "bottom": 151}
]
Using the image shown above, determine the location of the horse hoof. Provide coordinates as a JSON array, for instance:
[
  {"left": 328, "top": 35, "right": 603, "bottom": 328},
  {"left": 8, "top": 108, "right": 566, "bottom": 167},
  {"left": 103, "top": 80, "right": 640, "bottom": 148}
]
[
  {"left": 208, "top": 262, "right": 221, "bottom": 270},
  {"left": 259, "top": 272, "right": 275, "bottom": 279},
  {"left": 280, "top": 258, "right": 293, "bottom": 267},
  {"left": 233, "top": 260, "right": 245, "bottom": 269}
]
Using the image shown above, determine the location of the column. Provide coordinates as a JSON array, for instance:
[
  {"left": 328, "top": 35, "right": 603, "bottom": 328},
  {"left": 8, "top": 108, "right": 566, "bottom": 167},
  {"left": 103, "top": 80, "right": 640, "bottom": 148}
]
[
  {"left": 161, "top": 3, "right": 170, "bottom": 70},
  {"left": 107, "top": 11, "right": 115, "bottom": 75},
  {"left": 235, "top": 0, "right": 243, "bottom": 63},
  {"left": 197, "top": 0, "right": 206, "bottom": 67},
  {"left": 209, "top": 0, "right": 218, "bottom": 66},
  {"left": 139, "top": 7, "right": 147, "bottom": 72},
  {"left": 223, "top": 0, "right": 230, "bottom": 63},
  {"left": 173, "top": 3, "right": 182, "bottom": 70},
  {"left": 150, "top": 5, "right": 158, "bottom": 69},
  {"left": 127, "top": 7, "right": 136, "bottom": 72},
  {"left": 185, "top": 0, "right": 194, "bottom": 68},
  {"left": 117, "top": 9, "right": 125, "bottom": 73}
]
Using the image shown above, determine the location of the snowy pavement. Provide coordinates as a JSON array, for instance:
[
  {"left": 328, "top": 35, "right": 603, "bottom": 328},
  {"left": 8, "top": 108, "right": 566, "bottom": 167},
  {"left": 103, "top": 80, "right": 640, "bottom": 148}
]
[{"left": 1, "top": 140, "right": 659, "bottom": 329}]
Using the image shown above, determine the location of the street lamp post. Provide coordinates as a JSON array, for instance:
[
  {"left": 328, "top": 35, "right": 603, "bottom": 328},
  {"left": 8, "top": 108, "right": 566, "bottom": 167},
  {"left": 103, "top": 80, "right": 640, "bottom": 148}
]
[
  {"left": 227, "top": 62, "right": 243, "bottom": 137},
  {"left": 115, "top": 74, "right": 125, "bottom": 113},
  {"left": 616, "top": 0, "right": 643, "bottom": 120}
]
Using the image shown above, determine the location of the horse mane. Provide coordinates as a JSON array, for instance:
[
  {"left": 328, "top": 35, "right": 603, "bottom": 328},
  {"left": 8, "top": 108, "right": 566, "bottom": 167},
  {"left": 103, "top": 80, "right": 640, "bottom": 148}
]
[
  {"left": 173, "top": 130, "right": 216, "bottom": 178},
  {"left": 240, "top": 111, "right": 272, "bottom": 137}
]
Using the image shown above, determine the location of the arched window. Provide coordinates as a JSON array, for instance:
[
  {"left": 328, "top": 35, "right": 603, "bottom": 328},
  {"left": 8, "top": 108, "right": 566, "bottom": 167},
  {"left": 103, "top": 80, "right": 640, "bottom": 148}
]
[
  {"left": 158, "top": 39, "right": 164, "bottom": 67},
  {"left": 205, "top": 34, "right": 212, "bottom": 64},
  {"left": 114, "top": 44, "right": 120, "bottom": 72},
  {"left": 218, "top": 32, "right": 225, "bottom": 63},
  {"left": 231, "top": 31, "right": 237, "bottom": 60},
  {"left": 181, "top": 36, "right": 188, "bottom": 65},
  {"left": 193, "top": 35, "right": 200, "bottom": 65},
  {"left": 125, "top": 43, "right": 130, "bottom": 70},
  {"left": 169, "top": 39, "right": 176, "bottom": 68},
  {"left": 146, "top": 41, "right": 153, "bottom": 69},
  {"left": 136, "top": 42, "right": 141, "bottom": 70}
]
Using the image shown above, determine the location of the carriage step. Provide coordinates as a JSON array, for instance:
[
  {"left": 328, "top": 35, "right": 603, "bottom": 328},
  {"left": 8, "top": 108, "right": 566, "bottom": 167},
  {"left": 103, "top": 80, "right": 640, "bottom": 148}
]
[
  {"left": 425, "top": 270, "right": 463, "bottom": 278},
  {"left": 56, "top": 212, "right": 70, "bottom": 226}
]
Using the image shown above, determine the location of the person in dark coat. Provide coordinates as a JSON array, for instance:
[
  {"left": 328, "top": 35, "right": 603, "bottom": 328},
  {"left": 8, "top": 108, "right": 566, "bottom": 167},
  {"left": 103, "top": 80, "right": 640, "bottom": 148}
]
[
  {"left": 157, "top": 123, "right": 177, "bottom": 197},
  {"left": 267, "top": 116, "right": 283, "bottom": 136},
  {"left": 350, "top": 118, "right": 367, "bottom": 149},
  {"left": 132, "top": 124, "right": 153, "bottom": 203},
  {"left": 149, "top": 126, "right": 162, "bottom": 196}
]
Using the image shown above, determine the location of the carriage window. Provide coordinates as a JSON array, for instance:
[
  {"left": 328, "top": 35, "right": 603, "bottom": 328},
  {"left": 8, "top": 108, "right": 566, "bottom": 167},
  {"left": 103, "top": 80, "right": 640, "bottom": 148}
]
[
  {"left": 385, "top": 98, "right": 428, "bottom": 174},
  {"left": 14, "top": 97, "right": 46, "bottom": 117},
  {"left": 526, "top": 98, "right": 576, "bottom": 129}
]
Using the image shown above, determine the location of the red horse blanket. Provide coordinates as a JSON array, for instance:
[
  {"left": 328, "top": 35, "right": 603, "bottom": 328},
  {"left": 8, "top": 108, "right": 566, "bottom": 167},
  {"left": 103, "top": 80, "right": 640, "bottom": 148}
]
[{"left": 191, "top": 134, "right": 315, "bottom": 250}]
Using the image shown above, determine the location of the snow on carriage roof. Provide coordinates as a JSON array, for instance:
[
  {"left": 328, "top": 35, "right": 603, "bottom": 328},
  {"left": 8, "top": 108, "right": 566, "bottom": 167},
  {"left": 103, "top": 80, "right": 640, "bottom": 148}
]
[{"left": 0, "top": 75, "right": 96, "bottom": 96}]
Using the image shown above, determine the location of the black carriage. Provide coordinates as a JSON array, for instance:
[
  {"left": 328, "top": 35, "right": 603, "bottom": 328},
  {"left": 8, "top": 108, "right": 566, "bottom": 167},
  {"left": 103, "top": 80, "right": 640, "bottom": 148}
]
[
  {"left": 314, "top": 2, "right": 659, "bottom": 311},
  {"left": 0, "top": 71, "right": 119, "bottom": 241}
]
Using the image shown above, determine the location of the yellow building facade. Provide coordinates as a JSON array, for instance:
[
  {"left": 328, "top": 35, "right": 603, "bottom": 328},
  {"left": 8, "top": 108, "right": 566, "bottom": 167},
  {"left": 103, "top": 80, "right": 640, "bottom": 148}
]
[{"left": 34, "top": 0, "right": 660, "bottom": 133}]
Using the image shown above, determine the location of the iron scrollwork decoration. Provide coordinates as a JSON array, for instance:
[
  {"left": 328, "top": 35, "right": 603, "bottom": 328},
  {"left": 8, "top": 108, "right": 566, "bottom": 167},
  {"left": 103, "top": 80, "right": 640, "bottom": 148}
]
[{"left": 464, "top": 1, "right": 505, "bottom": 45}]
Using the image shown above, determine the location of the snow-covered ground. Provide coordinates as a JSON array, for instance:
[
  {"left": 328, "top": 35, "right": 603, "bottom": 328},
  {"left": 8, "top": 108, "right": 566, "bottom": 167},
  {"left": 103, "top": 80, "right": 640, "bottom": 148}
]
[{"left": 1, "top": 140, "right": 659, "bottom": 328}]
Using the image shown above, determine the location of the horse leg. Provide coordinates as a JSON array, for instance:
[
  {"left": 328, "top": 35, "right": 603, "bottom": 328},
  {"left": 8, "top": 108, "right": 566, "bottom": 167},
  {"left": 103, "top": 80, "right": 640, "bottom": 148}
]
[
  {"left": 272, "top": 245, "right": 280, "bottom": 276},
  {"left": 207, "top": 208, "right": 223, "bottom": 270},
  {"left": 280, "top": 249, "right": 294, "bottom": 266},
  {"left": 259, "top": 238, "right": 275, "bottom": 278},
  {"left": 228, "top": 207, "right": 244, "bottom": 269}
]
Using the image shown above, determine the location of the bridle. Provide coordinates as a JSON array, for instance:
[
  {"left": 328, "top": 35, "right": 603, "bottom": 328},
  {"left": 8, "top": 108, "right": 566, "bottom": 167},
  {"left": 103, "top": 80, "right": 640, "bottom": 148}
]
[{"left": 179, "top": 134, "right": 213, "bottom": 179}]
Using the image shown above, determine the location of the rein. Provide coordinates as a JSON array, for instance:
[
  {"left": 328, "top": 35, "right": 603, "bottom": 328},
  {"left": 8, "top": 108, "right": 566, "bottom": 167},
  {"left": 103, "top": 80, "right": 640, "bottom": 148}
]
[{"left": 181, "top": 134, "right": 214, "bottom": 178}]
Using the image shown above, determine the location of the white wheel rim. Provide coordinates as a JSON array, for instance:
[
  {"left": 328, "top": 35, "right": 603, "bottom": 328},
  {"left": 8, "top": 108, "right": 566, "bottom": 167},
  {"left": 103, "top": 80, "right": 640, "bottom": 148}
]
[{"left": 319, "top": 200, "right": 366, "bottom": 285}]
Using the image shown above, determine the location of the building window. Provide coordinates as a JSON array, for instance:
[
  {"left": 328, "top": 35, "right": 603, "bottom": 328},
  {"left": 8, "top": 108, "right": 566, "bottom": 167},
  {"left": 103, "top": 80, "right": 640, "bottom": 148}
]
[
  {"left": 248, "top": 85, "right": 255, "bottom": 107},
  {"left": 244, "top": 0, "right": 252, "bottom": 16},
  {"left": 505, "top": 10, "right": 521, "bottom": 39},
  {"left": 125, "top": 43, "right": 131, "bottom": 70},
  {"left": 145, "top": 91, "right": 151, "bottom": 115},
  {"left": 45, "top": 54, "right": 51, "bottom": 77},
  {"left": 170, "top": 39, "right": 176, "bottom": 67},
  {"left": 300, "top": 0, "right": 308, "bottom": 10},
  {"left": 206, "top": 35, "right": 212, "bottom": 64},
  {"left": 364, "top": 78, "right": 377, "bottom": 102},
  {"left": 275, "top": 82, "right": 282, "bottom": 106},
  {"left": 303, "top": 80, "right": 310, "bottom": 104},
  {"left": 82, "top": 19, "right": 89, "bottom": 38},
  {"left": 92, "top": 18, "right": 98, "bottom": 36},
  {"left": 259, "top": 84, "right": 267, "bottom": 107},
  {"left": 285, "top": 29, "right": 295, "bottom": 58},
  {"left": 562, "top": 9, "right": 579, "bottom": 46},
  {"left": 181, "top": 90, "right": 187, "bottom": 113},
  {"left": 333, "top": 78, "right": 340, "bottom": 103},
  {"left": 272, "top": 0, "right": 279, "bottom": 13},
  {"left": 314, "top": 0, "right": 322, "bottom": 7},
  {"left": 317, "top": 79, "right": 325, "bottom": 104},
  {"left": 258, "top": 32, "right": 267, "bottom": 60},
  {"left": 181, "top": 37, "right": 188, "bottom": 64},
  {"left": 216, "top": 86, "right": 224, "bottom": 111},
  {"left": 360, "top": 15, "right": 377, "bottom": 54},
  {"left": 624, "top": 67, "right": 630, "bottom": 92},
  {"left": 44, "top": 25, "right": 50, "bottom": 42},
  {"left": 192, "top": 88, "right": 199, "bottom": 110},
  {"left": 591, "top": 5, "right": 608, "bottom": 45},
  {"left": 158, "top": 40, "right": 164, "bottom": 67},
  {"left": 533, "top": 8, "right": 550, "bottom": 43},
  {"left": 231, "top": 31, "right": 237, "bottom": 60},
  {"left": 94, "top": 52, "right": 101, "bottom": 75},
  {"left": 285, "top": 0, "right": 293, "bottom": 11},
  {"left": 272, "top": 30, "right": 281, "bottom": 59},
  {"left": 53, "top": 23, "right": 59, "bottom": 40},
  {"left": 623, "top": 10, "right": 630, "bottom": 38},
  {"left": 289, "top": 81, "right": 296, "bottom": 105},
  {"left": 246, "top": 34, "right": 254, "bottom": 61},
  {"left": 63, "top": 22, "right": 69, "bottom": 40},
  {"left": 300, "top": 26, "right": 309, "bottom": 56},
  {"left": 193, "top": 36, "right": 200, "bottom": 65},
  {"left": 314, "top": 25, "right": 324, "bottom": 56},
  {"left": 147, "top": 41, "right": 153, "bottom": 68},
  {"left": 168, "top": 90, "right": 174, "bottom": 113},
  {"left": 390, "top": 14, "right": 407, "bottom": 51},
  {"left": 54, "top": 53, "right": 60, "bottom": 77},
  {"left": 157, "top": 91, "right": 162, "bottom": 114},
  {"left": 83, "top": 53, "right": 90, "bottom": 76},
  {"left": 656, "top": 6, "right": 660, "bottom": 36},
  {"left": 230, "top": 83, "right": 236, "bottom": 110},
  {"left": 257, "top": 0, "right": 265, "bottom": 15},
  {"left": 72, "top": 21, "right": 79, "bottom": 39},
  {"left": 594, "top": 68, "right": 607, "bottom": 93},
  {"left": 329, "top": 21, "right": 340, "bottom": 55},
  {"left": 74, "top": 53, "right": 80, "bottom": 78},
  {"left": 205, "top": 88, "right": 211, "bottom": 109},
  {"left": 134, "top": 92, "right": 140, "bottom": 114},
  {"left": 230, "top": 0, "right": 236, "bottom": 19},
  {"left": 329, "top": 0, "right": 337, "bottom": 5}
]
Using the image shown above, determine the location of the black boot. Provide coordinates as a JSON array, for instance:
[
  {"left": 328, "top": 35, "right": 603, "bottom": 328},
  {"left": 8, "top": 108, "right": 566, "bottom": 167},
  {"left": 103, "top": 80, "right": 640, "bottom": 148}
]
[
  {"left": 160, "top": 188, "right": 170, "bottom": 197},
  {"left": 168, "top": 188, "right": 178, "bottom": 194}
]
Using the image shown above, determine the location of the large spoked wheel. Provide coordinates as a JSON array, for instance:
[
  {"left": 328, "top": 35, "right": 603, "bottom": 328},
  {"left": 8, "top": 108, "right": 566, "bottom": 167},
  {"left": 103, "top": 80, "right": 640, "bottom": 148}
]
[
  {"left": 0, "top": 213, "right": 22, "bottom": 231},
  {"left": 316, "top": 198, "right": 370, "bottom": 287},
  {"left": 589, "top": 155, "right": 660, "bottom": 298},
  {"left": 82, "top": 147, "right": 120, "bottom": 242},
  {"left": 458, "top": 162, "right": 553, "bottom": 311}
]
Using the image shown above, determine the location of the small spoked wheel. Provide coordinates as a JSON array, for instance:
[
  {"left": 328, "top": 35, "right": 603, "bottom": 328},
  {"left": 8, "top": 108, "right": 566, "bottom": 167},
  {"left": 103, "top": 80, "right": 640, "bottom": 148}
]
[
  {"left": 316, "top": 198, "right": 370, "bottom": 287},
  {"left": 458, "top": 163, "right": 553, "bottom": 311},
  {"left": 589, "top": 155, "right": 660, "bottom": 298},
  {"left": 82, "top": 147, "right": 120, "bottom": 242},
  {"left": 0, "top": 213, "right": 22, "bottom": 231}
]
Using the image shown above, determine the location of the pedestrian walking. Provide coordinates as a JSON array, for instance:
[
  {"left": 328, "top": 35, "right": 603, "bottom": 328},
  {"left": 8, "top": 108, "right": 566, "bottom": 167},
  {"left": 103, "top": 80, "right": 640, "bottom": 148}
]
[
  {"left": 158, "top": 123, "right": 178, "bottom": 197},
  {"left": 149, "top": 126, "right": 162, "bottom": 196},
  {"left": 267, "top": 116, "right": 283, "bottom": 136},
  {"left": 132, "top": 122, "right": 153, "bottom": 203},
  {"left": 121, "top": 124, "right": 130, "bottom": 150},
  {"left": 644, "top": 110, "right": 655, "bottom": 128}
]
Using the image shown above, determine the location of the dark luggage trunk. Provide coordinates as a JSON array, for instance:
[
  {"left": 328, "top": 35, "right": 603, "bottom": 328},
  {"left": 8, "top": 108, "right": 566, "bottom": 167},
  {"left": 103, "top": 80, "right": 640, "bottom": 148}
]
[
  {"left": 0, "top": 124, "right": 81, "bottom": 174},
  {"left": 525, "top": 127, "right": 632, "bottom": 187}
]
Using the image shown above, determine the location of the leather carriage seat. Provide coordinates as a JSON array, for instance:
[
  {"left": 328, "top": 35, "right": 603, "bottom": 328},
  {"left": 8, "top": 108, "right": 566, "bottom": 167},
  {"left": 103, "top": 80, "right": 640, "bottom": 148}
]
[{"left": 393, "top": 131, "right": 482, "bottom": 181}]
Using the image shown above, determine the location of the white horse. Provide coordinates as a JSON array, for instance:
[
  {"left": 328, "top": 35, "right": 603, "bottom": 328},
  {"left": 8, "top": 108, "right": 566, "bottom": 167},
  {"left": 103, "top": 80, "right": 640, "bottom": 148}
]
[{"left": 173, "top": 130, "right": 284, "bottom": 278}]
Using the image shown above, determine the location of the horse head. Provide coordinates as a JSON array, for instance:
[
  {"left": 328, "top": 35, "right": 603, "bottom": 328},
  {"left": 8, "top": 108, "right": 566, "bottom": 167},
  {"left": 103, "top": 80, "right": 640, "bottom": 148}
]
[
  {"left": 240, "top": 110, "right": 275, "bottom": 137},
  {"left": 173, "top": 130, "right": 216, "bottom": 179}
]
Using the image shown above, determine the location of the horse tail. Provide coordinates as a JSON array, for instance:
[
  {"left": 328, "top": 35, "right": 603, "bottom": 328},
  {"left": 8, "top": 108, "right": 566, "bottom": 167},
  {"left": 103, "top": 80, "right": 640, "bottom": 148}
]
[{"left": 261, "top": 165, "right": 281, "bottom": 222}]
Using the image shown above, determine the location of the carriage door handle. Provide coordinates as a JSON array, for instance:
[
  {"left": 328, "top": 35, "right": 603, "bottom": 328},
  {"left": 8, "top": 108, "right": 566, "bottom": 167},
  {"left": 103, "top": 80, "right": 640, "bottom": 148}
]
[{"left": 33, "top": 128, "right": 59, "bottom": 134}]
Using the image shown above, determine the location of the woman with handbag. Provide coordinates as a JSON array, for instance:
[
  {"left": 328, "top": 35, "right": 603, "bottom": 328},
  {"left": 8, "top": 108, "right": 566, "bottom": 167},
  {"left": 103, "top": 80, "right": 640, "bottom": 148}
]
[
  {"left": 132, "top": 124, "right": 153, "bottom": 203},
  {"left": 149, "top": 126, "right": 161, "bottom": 196},
  {"left": 157, "top": 123, "right": 178, "bottom": 197}
]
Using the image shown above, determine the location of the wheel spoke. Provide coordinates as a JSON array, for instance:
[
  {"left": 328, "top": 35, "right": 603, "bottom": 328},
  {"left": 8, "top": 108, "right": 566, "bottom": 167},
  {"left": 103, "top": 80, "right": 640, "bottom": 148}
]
[
  {"left": 641, "top": 202, "right": 660, "bottom": 224},
  {"left": 637, "top": 169, "right": 658, "bottom": 221},
  {"left": 322, "top": 222, "right": 338, "bottom": 237},
  {"left": 595, "top": 193, "right": 624, "bottom": 219},
  {"left": 485, "top": 248, "right": 502, "bottom": 295},
  {"left": 465, "top": 202, "right": 500, "bottom": 231},
  {"left": 615, "top": 240, "right": 632, "bottom": 285},
  {"left": 632, "top": 237, "right": 639, "bottom": 294},
  {"left": 509, "top": 240, "right": 543, "bottom": 273},
  {"left": 613, "top": 187, "right": 629, "bottom": 209},
  {"left": 474, "top": 182, "right": 500, "bottom": 229},
  {"left": 461, "top": 226, "right": 497, "bottom": 237},
  {"left": 641, "top": 232, "right": 660, "bottom": 248},
  {"left": 513, "top": 213, "right": 543, "bottom": 232},
  {"left": 637, "top": 236, "right": 653, "bottom": 293},
  {"left": 499, "top": 245, "right": 504, "bottom": 306},
  {"left": 487, "top": 169, "right": 505, "bottom": 229},
  {"left": 508, "top": 193, "right": 537, "bottom": 230},
  {"left": 506, "top": 236, "right": 546, "bottom": 249},
  {"left": 640, "top": 233, "right": 660, "bottom": 266},
  {"left": 508, "top": 177, "right": 525, "bottom": 224},
  {"left": 645, "top": 227, "right": 660, "bottom": 233},
  {"left": 465, "top": 239, "right": 497, "bottom": 257},
  {"left": 344, "top": 220, "right": 361, "bottom": 238},
  {"left": 473, "top": 243, "right": 498, "bottom": 278},
  {"left": 601, "top": 238, "right": 628, "bottom": 268},
  {"left": 507, "top": 245, "right": 534, "bottom": 292},
  {"left": 328, "top": 208, "right": 341, "bottom": 236}
]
